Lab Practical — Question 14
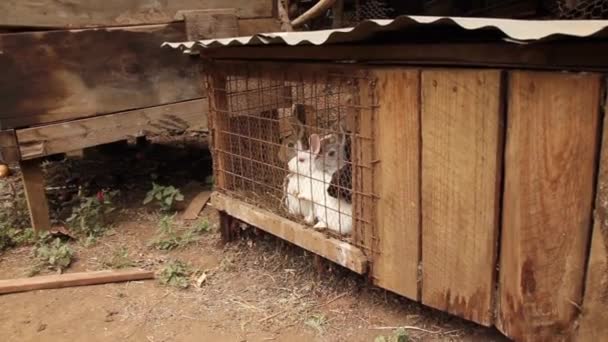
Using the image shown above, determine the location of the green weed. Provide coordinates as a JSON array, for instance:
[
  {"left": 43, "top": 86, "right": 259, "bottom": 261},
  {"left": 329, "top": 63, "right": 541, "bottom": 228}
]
[
  {"left": 159, "top": 260, "right": 191, "bottom": 289},
  {"left": 66, "top": 190, "right": 118, "bottom": 238},
  {"left": 143, "top": 183, "right": 184, "bottom": 212}
]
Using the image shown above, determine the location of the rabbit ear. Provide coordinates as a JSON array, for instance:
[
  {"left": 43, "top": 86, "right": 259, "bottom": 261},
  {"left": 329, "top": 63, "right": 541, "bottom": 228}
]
[{"left": 309, "top": 134, "right": 321, "bottom": 156}]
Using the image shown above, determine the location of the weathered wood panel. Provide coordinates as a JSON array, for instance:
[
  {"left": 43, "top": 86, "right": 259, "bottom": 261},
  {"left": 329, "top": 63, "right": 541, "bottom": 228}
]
[
  {"left": 0, "top": 23, "right": 203, "bottom": 129},
  {"left": 183, "top": 9, "right": 239, "bottom": 40},
  {"left": 371, "top": 69, "right": 420, "bottom": 300},
  {"left": 0, "top": 0, "right": 273, "bottom": 28},
  {"left": 16, "top": 99, "right": 208, "bottom": 160},
  {"left": 576, "top": 94, "right": 608, "bottom": 342},
  {"left": 498, "top": 71, "right": 601, "bottom": 341},
  {"left": 420, "top": 69, "right": 503, "bottom": 326},
  {"left": 212, "top": 192, "right": 368, "bottom": 274}
]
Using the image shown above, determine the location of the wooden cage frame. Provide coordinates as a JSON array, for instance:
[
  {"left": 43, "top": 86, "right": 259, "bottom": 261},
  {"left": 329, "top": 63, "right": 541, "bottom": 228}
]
[{"left": 205, "top": 59, "right": 606, "bottom": 342}]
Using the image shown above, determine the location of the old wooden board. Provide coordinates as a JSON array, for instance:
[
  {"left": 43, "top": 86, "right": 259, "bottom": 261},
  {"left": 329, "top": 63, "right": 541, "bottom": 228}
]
[
  {"left": 183, "top": 191, "right": 213, "bottom": 220},
  {"left": 0, "top": 0, "right": 273, "bottom": 28},
  {"left": 498, "top": 71, "right": 601, "bottom": 341},
  {"left": 420, "top": 69, "right": 503, "bottom": 326},
  {"left": 20, "top": 159, "right": 51, "bottom": 232},
  {"left": 0, "top": 23, "right": 203, "bottom": 129},
  {"left": 0, "top": 269, "right": 155, "bottom": 295},
  {"left": 16, "top": 99, "right": 208, "bottom": 160},
  {"left": 0, "top": 130, "right": 20, "bottom": 163},
  {"left": 211, "top": 192, "right": 368, "bottom": 274},
  {"left": 370, "top": 69, "right": 420, "bottom": 301},
  {"left": 575, "top": 91, "right": 608, "bottom": 342},
  {"left": 199, "top": 42, "right": 608, "bottom": 71}
]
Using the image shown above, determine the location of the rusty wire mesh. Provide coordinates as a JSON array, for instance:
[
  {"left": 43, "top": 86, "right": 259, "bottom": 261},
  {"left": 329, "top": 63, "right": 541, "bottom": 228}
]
[
  {"left": 546, "top": 0, "right": 608, "bottom": 18},
  {"left": 206, "top": 63, "right": 377, "bottom": 243}
]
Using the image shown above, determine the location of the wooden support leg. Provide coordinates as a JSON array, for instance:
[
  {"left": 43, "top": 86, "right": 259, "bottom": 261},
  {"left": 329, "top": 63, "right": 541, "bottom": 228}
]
[
  {"left": 219, "top": 211, "right": 240, "bottom": 243},
  {"left": 20, "top": 159, "right": 51, "bottom": 232}
]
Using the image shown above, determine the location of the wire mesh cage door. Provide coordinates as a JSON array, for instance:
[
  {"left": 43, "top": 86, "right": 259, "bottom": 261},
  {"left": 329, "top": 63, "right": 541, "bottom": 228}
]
[{"left": 205, "top": 61, "right": 378, "bottom": 256}]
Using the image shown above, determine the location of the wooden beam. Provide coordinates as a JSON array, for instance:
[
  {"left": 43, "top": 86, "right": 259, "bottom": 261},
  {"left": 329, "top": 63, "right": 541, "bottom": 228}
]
[
  {"left": 211, "top": 192, "right": 368, "bottom": 274},
  {"left": 421, "top": 69, "right": 503, "bottom": 326},
  {"left": 370, "top": 69, "right": 421, "bottom": 301},
  {"left": 497, "top": 71, "right": 601, "bottom": 341},
  {"left": 0, "top": 129, "right": 20, "bottom": 163},
  {"left": 576, "top": 90, "right": 608, "bottom": 341},
  {"left": 20, "top": 159, "right": 51, "bottom": 232},
  {"left": 0, "top": 0, "right": 274, "bottom": 28},
  {"left": 16, "top": 99, "right": 208, "bottom": 160},
  {"left": 182, "top": 9, "right": 239, "bottom": 41},
  {"left": 0, "top": 23, "right": 203, "bottom": 129},
  {"left": 0, "top": 269, "right": 155, "bottom": 295},
  {"left": 199, "top": 42, "right": 608, "bottom": 71}
]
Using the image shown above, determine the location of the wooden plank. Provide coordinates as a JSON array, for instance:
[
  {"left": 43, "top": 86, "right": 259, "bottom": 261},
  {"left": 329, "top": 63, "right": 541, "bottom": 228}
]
[
  {"left": 20, "top": 159, "right": 51, "bottom": 232},
  {"left": 575, "top": 87, "right": 608, "bottom": 342},
  {"left": 498, "top": 71, "right": 601, "bottom": 341},
  {"left": 238, "top": 18, "right": 281, "bottom": 35},
  {"left": 0, "top": 23, "right": 203, "bottom": 129},
  {"left": 0, "top": 0, "right": 273, "bottom": 28},
  {"left": 0, "top": 269, "right": 155, "bottom": 295},
  {"left": 370, "top": 69, "right": 420, "bottom": 301},
  {"left": 0, "top": 129, "right": 20, "bottom": 163},
  {"left": 200, "top": 42, "right": 608, "bottom": 71},
  {"left": 16, "top": 99, "right": 208, "bottom": 160},
  {"left": 183, "top": 191, "right": 213, "bottom": 220},
  {"left": 182, "top": 9, "right": 239, "bottom": 40},
  {"left": 212, "top": 192, "right": 368, "bottom": 274},
  {"left": 208, "top": 71, "right": 229, "bottom": 191},
  {"left": 420, "top": 70, "right": 502, "bottom": 326}
]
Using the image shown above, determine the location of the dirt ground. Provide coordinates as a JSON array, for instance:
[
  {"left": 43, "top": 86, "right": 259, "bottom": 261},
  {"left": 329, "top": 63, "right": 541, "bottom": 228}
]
[{"left": 0, "top": 136, "right": 510, "bottom": 342}]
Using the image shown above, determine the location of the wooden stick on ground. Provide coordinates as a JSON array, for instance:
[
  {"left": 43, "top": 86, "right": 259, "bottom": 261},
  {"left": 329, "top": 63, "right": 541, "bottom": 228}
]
[{"left": 0, "top": 269, "right": 155, "bottom": 295}]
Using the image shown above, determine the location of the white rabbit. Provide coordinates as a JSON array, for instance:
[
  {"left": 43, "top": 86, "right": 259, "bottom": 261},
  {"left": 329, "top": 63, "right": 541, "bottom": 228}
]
[
  {"left": 278, "top": 107, "right": 316, "bottom": 224},
  {"left": 306, "top": 132, "right": 352, "bottom": 236},
  {"left": 284, "top": 140, "right": 315, "bottom": 224}
]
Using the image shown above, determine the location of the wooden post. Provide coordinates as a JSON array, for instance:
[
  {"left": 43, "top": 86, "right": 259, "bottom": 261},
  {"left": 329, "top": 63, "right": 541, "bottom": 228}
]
[
  {"left": 20, "top": 159, "right": 51, "bottom": 232},
  {"left": 497, "top": 71, "right": 601, "bottom": 341},
  {"left": 576, "top": 81, "right": 608, "bottom": 341}
]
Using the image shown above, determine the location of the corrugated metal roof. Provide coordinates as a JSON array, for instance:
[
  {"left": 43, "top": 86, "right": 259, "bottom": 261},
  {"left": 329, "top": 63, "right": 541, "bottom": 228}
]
[{"left": 163, "top": 15, "right": 608, "bottom": 52}]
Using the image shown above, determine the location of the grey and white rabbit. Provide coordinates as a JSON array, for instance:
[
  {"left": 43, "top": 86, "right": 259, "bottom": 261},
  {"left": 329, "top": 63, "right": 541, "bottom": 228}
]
[{"left": 306, "top": 128, "right": 352, "bottom": 235}]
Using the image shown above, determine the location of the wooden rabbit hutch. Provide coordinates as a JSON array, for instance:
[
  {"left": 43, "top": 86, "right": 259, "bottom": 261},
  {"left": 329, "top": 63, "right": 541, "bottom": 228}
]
[{"left": 167, "top": 16, "right": 608, "bottom": 341}]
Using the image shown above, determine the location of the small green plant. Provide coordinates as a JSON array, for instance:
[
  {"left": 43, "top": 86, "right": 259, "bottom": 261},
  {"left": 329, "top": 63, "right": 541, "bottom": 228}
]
[
  {"left": 204, "top": 175, "right": 214, "bottom": 189},
  {"left": 0, "top": 180, "right": 32, "bottom": 252},
  {"left": 305, "top": 313, "right": 328, "bottom": 334},
  {"left": 33, "top": 238, "right": 74, "bottom": 273},
  {"left": 143, "top": 183, "right": 184, "bottom": 212},
  {"left": 374, "top": 328, "right": 409, "bottom": 342},
  {"left": 149, "top": 216, "right": 208, "bottom": 251},
  {"left": 191, "top": 219, "right": 211, "bottom": 234},
  {"left": 104, "top": 246, "right": 134, "bottom": 269},
  {"left": 159, "top": 260, "right": 191, "bottom": 289},
  {"left": 67, "top": 190, "right": 118, "bottom": 238},
  {"left": 149, "top": 215, "right": 181, "bottom": 251}
]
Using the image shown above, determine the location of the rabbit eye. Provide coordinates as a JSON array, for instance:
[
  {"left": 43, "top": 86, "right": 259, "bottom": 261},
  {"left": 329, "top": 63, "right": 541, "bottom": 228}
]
[{"left": 328, "top": 150, "right": 336, "bottom": 157}]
